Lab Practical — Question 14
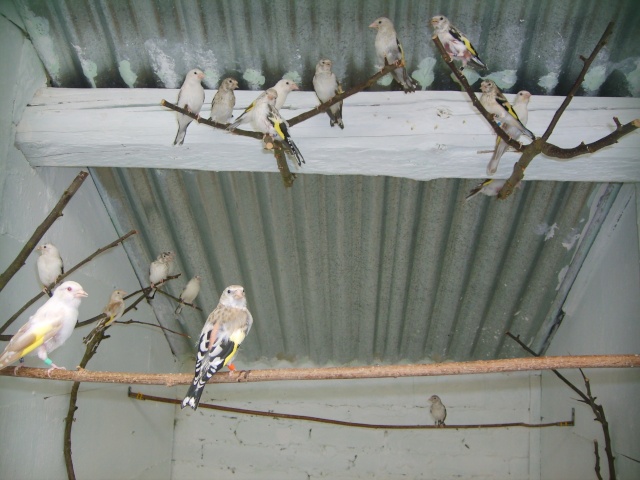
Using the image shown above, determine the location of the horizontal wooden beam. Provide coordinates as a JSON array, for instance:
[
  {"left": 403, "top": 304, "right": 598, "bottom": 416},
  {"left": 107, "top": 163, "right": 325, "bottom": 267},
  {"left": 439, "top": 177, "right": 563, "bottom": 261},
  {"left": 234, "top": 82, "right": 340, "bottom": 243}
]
[
  {"left": 16, "top": 88, "right": 640, "bottom": 181},
  {"left": 1, "top": 354, "right": 638, "bottom": 386}
]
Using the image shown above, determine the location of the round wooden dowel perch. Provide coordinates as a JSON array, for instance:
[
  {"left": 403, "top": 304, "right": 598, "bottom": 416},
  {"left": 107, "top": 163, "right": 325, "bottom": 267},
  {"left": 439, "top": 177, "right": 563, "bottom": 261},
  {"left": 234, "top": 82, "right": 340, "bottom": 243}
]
[{"left": 1, "top": 354, "right": 638, "bottom": 386}]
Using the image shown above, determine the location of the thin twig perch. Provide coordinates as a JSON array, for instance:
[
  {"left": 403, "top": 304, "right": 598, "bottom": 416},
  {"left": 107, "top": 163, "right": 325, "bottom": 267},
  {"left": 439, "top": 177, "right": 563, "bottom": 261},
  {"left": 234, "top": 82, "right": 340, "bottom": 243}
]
[
  {"left": 2, "top": 354, "right": 638, "bottom": 385},
  {"left": 432, "top": 23, "right": 639, "bottom": 200},
  {"left": 0, "top": 230, "right": 138, "bottom": 339},
  {"left": 506, "top": 332, "right": 617, "bottom": 480},
  {"left": 0, "top": 171, "right": 89, "bottom": 294},
  {"left": 129, "top": 388, "right": 575, "bottom": 430}
]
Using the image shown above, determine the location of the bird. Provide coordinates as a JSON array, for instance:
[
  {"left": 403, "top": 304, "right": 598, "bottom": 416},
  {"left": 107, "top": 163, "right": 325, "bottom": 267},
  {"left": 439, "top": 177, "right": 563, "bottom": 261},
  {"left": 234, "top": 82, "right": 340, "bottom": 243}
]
[
  {"left": 173, "top": 68, "right": 205, "bottom": 145},
  {"left": 182, "top": 285, "right": 254, "bottom": 410},
  {"left": 149, "top": 251, "right": 175, "bottom": 296},
  {"left": 83, "top": 290, "right": 127, "bottom": 344},
  {"left": 210, "top": 77, "right": 239, "bottom": 124},
  {"left": 487, "top": 90, "right": 531, "bottom": 176},
  {"left": 480, "top": 80, "right": 535, "bottom": 141},
  {"left": 369, "top": 16, "right": 417, "bottom": 92},
  {"left": 228, "top": 78, "right": 299, "bottom": 129},
  {"left": 0, "top": 281, "right": 88, "bottom": 374},
  {"left": 428, "top": 395, "right": 447, "bottom": 426},
  {"left": 313, "top": 59, "right": 344, "bottom": 129},
  {"left": 465, "top": 178, "right": 522, "bottom": 200},
  {"left": 250, "top": 88, "right": 306, "bottom": 166},
  {"left": 175, "top": 275, "right": 202, "bottom": 314},
  {"left": 431, "top": 15, "right": 486, "bottom": 70},
  {"left": 36, "top": 243, "right": 64, "bottom": 296}
]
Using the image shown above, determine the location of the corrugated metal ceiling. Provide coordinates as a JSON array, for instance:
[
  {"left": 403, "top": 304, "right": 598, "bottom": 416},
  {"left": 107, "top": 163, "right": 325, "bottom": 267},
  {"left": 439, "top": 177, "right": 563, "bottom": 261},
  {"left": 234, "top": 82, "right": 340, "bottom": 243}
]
[
  {"left": 8, "top": 0, "right": 634, "bottom": 365},
  {"left": 13, "top": 0, "right": 640, "bottom": 96},
  {"left": 91, "top": 169, "right": 616, "bottom": 364}
]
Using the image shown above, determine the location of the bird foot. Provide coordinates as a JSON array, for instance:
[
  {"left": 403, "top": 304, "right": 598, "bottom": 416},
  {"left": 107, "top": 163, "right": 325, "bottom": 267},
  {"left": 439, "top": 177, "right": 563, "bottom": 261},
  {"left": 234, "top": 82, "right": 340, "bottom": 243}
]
[
  {"left": 227, "top": 363, "right": 236, "bottom": 371},
  {"left": 46, "top": 364, "right": 66, "bottom": 377}
]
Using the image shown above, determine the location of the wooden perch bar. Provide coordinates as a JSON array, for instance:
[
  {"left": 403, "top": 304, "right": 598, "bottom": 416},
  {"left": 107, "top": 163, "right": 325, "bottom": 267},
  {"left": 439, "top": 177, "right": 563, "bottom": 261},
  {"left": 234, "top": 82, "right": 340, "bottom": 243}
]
[{"left": 2, "top": 354, "right": 638, "bottom": 385}]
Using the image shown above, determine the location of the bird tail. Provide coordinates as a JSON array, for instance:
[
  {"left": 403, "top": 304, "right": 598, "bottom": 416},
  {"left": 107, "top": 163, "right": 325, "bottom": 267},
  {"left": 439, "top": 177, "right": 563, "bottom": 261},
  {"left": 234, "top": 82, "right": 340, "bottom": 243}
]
[
  {"left": 181, "top": 382, "right": 205, "bottom": 410},
  {"left": 173, "top": 129, "right": 186, "bottom": 146},
  {"left": 393, "top": 67, "right": 417, "bottom": 93},
  {"left": 285, "top": 137, "right": 305, "bottom": 166},
  {"left": 471, "top": 55, "right": 487, "bottom": 70},
  {"left": 487, "top": 138, "right": 508, "bottom": 176},
  {"left": 175, "top": 303, "right": 183, "bottom": 315},
  {"left": 465, "top": 179, "right": 492, "bottom": 201}
]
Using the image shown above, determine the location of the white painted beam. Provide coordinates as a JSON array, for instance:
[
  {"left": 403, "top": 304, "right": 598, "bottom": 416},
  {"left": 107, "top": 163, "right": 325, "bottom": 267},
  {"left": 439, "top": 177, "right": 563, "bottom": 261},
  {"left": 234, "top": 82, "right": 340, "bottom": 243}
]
[{"left": 16, "top": 87, "right": 640, "bottom": 181}]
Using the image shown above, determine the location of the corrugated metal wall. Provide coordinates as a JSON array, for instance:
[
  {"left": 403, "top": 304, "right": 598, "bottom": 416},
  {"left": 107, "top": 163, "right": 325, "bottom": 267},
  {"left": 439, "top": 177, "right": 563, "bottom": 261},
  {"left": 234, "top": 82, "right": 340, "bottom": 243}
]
[{"left": 91, "top": 169, "right": 611, "bottom": 364}]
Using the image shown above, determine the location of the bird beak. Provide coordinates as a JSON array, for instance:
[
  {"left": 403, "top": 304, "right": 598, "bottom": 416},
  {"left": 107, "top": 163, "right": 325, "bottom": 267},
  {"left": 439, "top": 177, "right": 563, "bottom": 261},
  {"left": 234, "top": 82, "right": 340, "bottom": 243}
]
[
  {"left": 291, "top": 83, "right": 299, "bottom": 91},
  {"left": 368, "top": 21, "right": 378, "bottom": 29},
  {"left": 76, "top": 289, "right": 89, "bottom": 298},
  {"left": 233, "top": 290, "right": 244, "bottom": 300},
  {"left": 198, "top": 72, "right": 205, "bottom": 80}
]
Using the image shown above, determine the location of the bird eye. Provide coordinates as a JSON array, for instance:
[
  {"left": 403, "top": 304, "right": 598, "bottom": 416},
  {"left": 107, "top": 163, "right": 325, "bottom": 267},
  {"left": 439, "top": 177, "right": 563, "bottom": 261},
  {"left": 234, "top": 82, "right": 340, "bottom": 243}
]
[
  {"left": 227, "top": 289, "right": 231, "bottom": 294},
  {"left": 440, "top": 16, "right": 444, "bottom": 20},
  {"left": 67, "top": 287, "right": 72, "bottom": 291}
]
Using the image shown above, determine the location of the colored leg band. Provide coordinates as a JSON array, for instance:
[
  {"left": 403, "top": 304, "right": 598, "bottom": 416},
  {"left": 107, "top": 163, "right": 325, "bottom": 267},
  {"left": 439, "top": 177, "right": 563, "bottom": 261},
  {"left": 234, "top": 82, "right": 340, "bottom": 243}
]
[{"left": 44, "top": 358, "right": 53, "bottom": 366}]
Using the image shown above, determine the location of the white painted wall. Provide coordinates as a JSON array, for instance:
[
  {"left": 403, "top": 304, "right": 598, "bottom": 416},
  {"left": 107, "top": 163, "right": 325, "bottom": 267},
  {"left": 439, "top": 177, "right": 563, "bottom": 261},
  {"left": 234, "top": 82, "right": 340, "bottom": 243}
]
[
  {"left": 0, "top": 5, "right": 177, "bottom": 480},
  {"left": 173, "top": 363, "right": 549, "bottom": 479},
  {"left": 540, "top": 184, "right": 640, "bottom": 479}
]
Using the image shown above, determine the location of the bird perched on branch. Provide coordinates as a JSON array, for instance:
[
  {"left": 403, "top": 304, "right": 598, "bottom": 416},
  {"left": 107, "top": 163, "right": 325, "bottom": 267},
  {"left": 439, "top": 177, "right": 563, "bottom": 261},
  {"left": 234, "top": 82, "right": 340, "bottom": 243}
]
[
  {"left": 36, "top": 243, "right": 64, "bottom": 297},
  {"left": 83, "top": 289, "right": 127, "bottom": 344},
  {"left": 249, "top": 88, "right": 306, "bottom": 166},
  {"left": 229, "top": 78, "right": 299, "bottom": 129},
  {"left": 210, "top": 77, "right": 239, "bottom": 124},
  {"left": 173, "top": 68, "right": 205, "bottom": 145},
  {"left": 149, "top": 251, "right": 175, "bottom": 296},
  {"left": 431, "top": 15, "right": 486, "bottom": 70},
  {"left": 182, "top": 285, "right": 253, "bottom": 410},
  {"left": 0, "top": 281, "right": 88, "bottom": 374},
  {"left": 369, "top": 16, "right": 418, "bottom": 92},
  {"left": 487, "top": 90, "right": 531, "bottom": 176},
  {"left": 428, "top": 395, "right": 447, "bottom": 426},
  {"left": 480, "top": 80, "right": 534, "bottom": 142},
  {"left": 313, "top": 59, "right": 344, "bottom": 129},
  {"left": 175, "top": 275, "right": 202, "bottom": 314},
  {"left": 465, "top": 178, "right": 522, "bottom": 200}
]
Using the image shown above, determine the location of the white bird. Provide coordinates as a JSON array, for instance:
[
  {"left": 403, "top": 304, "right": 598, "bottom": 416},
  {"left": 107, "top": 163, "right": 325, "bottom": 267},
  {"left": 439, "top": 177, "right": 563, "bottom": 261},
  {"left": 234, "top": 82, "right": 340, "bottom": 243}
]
[
  {"left": 428, "top": 395, "right": 447, "bottom": 426},
  {"left": 431, "top": 15, "right": 486, "bottom": 70},
  {"left": 149, "top": 251, "right": 175, "bottom": 296},
  {"left": 173, "top": 68, "right": 205, "bottom": 145},
  {"left": 0, "top": 281, "right": 88, "bottom": 374},
  {"left": 210, "top": 77, "right": 239, "bottom": 124},
  {"left": 229, "top": 78, "right": 299, "bottom": 129},
  {"left": 83, "top": 289, "right": 127, "bottom": 344},
  {"left": 36, "top": 243, "right": 64, "bottom": 296},
  {"left": 182, "top": 285, "right": 254, "bottom": 410},
  {"left": 487, "top": 90, "right": 531, "bottom": 175},
  {"left": 480, "top": 80, "right": 534, "bottom": 141},
  {"left": 369, "top": 16, "right": 417, "bottom": 92},
  {"left": 175, "top": 275, "right": 202, "bottom": 314},
  {"left": 313, "top": 59, "right": 344, "bottom": 129}
]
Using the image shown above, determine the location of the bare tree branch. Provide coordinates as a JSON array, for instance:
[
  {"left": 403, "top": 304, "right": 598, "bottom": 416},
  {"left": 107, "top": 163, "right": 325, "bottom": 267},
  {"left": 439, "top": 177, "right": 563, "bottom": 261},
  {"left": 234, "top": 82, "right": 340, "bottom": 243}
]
[
  {"left": 432, "top": 24, "right": 639, "bottom": 201},
  {"left": 0, "top": 230, "right": 138, "bottom": 337},
  {"left": 0, "top": 171, "right": 89, "bottom": 293},
  {"left": 506, "top": 332, "right": 617, "bottom": 479},
  {"left": 129, "top": 388, "right": 574, "bottom": 429}
]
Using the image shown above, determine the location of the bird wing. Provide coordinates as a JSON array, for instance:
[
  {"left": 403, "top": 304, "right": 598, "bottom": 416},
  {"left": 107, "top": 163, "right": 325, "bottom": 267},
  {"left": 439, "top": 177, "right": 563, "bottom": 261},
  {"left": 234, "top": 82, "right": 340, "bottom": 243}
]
[
  {"left": 449, "top": 26, "right": 479, "bottom": 57},
  {"left": 0, "top": 313, "right": 63, "bottom": 366}
]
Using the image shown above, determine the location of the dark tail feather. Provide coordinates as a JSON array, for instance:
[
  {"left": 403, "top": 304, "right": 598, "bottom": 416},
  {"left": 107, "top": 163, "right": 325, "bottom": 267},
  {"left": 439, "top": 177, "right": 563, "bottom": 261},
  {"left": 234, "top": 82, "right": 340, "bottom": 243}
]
[
  {"left": 181, "top": 383, "right": 204, "bottom": 410},
  {"left": 286, "top": 137, "right": 305, "bottom": 166}
]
